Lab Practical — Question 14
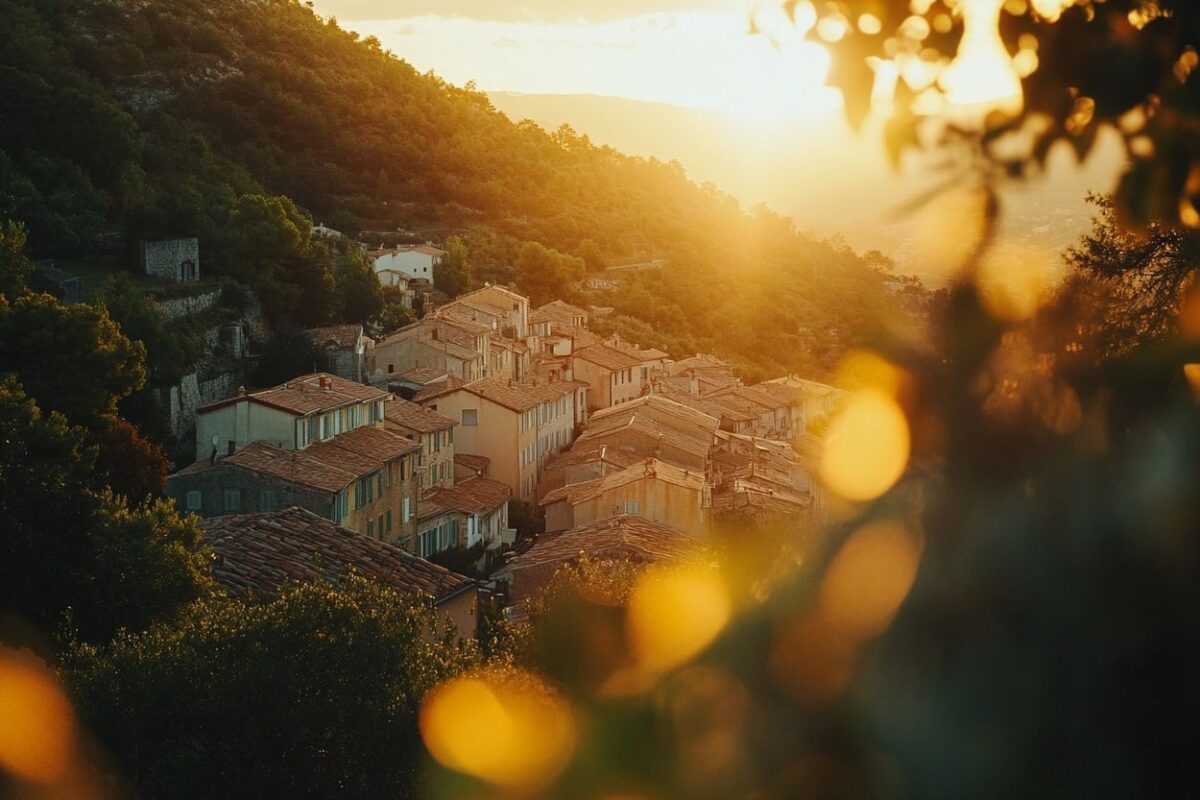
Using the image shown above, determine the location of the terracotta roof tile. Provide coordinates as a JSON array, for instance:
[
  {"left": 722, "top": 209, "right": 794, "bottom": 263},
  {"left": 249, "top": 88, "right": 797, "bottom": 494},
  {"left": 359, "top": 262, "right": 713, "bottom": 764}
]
[
  {"left": 424, "top": 476, "right": 510, "bottom": 515},
  {"left": 541, "top": 459, "right": 706, "bottom": 507},
  {"left": 574, "top": 344, "right": 642, "bottom": 371},
  {"left": 200, "top": 507, "right": 473, "bottom": 601},
  {"left": 200, "top": 373, "right": 387, "bottom": 417},
  {"left": 511, "top": 514, "right": 698, "bottom": 572},
  {"left": 305, "top": 324, "right": 363, "bottom": 349},
  {"left": 384, "top": 397, "right": 456, "bottom": 434}
]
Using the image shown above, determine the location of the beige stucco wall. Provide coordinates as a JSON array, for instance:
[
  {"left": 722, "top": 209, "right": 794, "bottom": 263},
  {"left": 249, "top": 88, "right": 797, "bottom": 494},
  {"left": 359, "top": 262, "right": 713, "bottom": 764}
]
[
  {"left": 572, "top": 477, "right": 708, "bottom": 537},
  {"left": 435, "top": 588, "right": 478, "bottom": 640},
  {"left": 432, "top": 392, "right": 537, "bottom": 501},
  {"left": 195, "top": 400, "right": 300, "bottom": 461}
]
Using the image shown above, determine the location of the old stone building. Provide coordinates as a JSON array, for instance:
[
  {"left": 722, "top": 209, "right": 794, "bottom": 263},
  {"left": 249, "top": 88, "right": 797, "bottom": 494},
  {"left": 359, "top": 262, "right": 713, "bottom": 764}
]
[{"left": 140, "top": 238, "right": 200, "bottom": 283}]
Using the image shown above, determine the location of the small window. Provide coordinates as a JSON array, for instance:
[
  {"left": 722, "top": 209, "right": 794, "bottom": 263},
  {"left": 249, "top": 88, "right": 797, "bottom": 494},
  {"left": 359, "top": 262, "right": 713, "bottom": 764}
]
[
  {"left": 462, "top": 409, "right": 478, "bottom": 427},
  {"left": 222, "top": 489, "right": 241, "bottom": 512},
  {"left": 260, "top": 490, "right": 277, "bottom": 510},
  {"left": 227, "top": 440, "right": 236, "bottom": 456},
  {"left": 403, "top": 496, "right": 411, "bottom": 523},
  {"left": 367, "top": 520, "right": 375, "bottom": 538},
  {"left": 388, "top": 363, "right": 395, "bottom": 374},
  {"left": 185, "top": 490, "right": 202, "bottom": 511},
  {"left": 624, "top": 500, "right": 640, "bottom": 515},
  {"left": 386, "top": 509, "right": 393, "bottom": 533}
]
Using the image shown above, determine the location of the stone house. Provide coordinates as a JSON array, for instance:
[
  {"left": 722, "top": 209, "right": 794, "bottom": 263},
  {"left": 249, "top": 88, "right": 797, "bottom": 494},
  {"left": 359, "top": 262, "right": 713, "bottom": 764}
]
[
  {"left": 368, "top": 243, "right": 446, "bottom": 284},
  {"left": 417, "top": 476, "right": 514, "bottom": 562},
  {"left": 375, "top": 316, "right": 490, "bottom": 383},
  {"left": 194, "top": 373, "right": 389, "bottom": 463},
  {"left": 140, "top": 238, "right": 200, "bottom": 283},
  {"left": 540, "top": 458, "right": 711, "bottom": 535},
  {"left": 572, "top": 343, "right": 645, "bottom": 412},
  {"left": 305, "top": 324, "right": 370, "bottom": 382},
  {"left": 170, "top": 426, "right": 421, "bottom": 548},
  {"left": 384, "top": 397, "right": 457, "bottom": 489}
]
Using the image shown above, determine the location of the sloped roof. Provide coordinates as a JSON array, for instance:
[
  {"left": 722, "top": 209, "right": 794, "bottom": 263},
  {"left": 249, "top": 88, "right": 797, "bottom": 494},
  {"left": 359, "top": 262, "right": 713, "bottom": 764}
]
[
  {"left": 540, "top": 459, "right": 706, "bottom": 506},
  {"left": 392, "top": 367, "right": 448, "bottom": 385},
  {"left": 178, "top": 427, "right": 418, "bottom": 494},
  {"left": 384, "top": 396, "right": 456, "bottom": 434},
  {"left": 200, "top": 373, "right": 387, "bottom": 417},
  {"left": 413, "top": 375, "right": 466, "bottom": 404},
  {"left": 458, "top": 378, "right": 576, "bottom": 413},
  {"left": 424, "top": 476, "right": 511, "bottom": 515},
  {"left": 511, "top": 514, "right": 697, "bottom": 571},
  {"left": 454, "top": 453, "right": 490, "bottom": 475},
  {"left": 574, "top": 344, "right": 642, "bottom": 371},
  {"left": 590, "top": 394, "right": 720, "bottom": 433},
  {"left": 576, "top": 413, "right": 712, "bottom": 459},
  {"left": 534, "top": 299, "right": 589, "bottom": 325},
  {"left": 200, "top": 507, "right": 473, "bottom": 602},
  {"left": 305, "top": 324, "right": 362, "bottom": 350}
]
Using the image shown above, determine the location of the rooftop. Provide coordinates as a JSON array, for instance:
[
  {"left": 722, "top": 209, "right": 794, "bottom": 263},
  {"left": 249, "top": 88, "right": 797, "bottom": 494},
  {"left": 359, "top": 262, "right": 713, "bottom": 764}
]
[
  {"left": 454, "top": 453, "right": 490, "bottom": 476},
  {"left": 574, "top": 343, "right": 643, "bottom": 371},
  {"left": 384, "top": 396, "right": 456, "bottom": 434},
  {"left": 541, "top": 458, "right": 706, "bottom": 506},
  {"left": 424, "top": 476, "right": 511, "bottom": 515},
  {"left": 200, "top": 373, "right": 388, "bottom": 417},
  {"left": 511, "top": 514, "right": 697, "bottom": 572},
  {"left": 459, "top": 377, "right": 577, "bottom": 413},
  {"left": 200, "top": 507, "right": 473, "bottom": 601},
  {"left": 305, "top": 324, "right": 363, "bottom": 350}
]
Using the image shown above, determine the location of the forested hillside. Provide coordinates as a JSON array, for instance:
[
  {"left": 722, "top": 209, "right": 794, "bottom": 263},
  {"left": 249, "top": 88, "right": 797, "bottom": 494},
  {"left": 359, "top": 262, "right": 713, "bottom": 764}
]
[{"left": 0, "top": 0, "right": 914, "bottom": 377}]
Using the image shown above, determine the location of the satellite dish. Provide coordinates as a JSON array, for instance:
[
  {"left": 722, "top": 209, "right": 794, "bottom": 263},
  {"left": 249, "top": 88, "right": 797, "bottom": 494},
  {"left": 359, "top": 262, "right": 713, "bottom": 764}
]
[{"left": 211, "top": 433, "right": 220, "bottom": 448}]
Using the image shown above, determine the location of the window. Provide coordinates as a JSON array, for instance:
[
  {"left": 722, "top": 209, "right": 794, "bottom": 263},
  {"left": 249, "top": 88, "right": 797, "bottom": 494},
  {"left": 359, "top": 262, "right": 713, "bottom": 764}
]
[
  {"left": 185, "top": 490, "right": 202, "bottom": 511},
  {"left": 227, "top": 440, "right": 236, "bottom": 456},
  {"left": 378, "top": 514, "right": 384, "bottom": 536},
  {"left": 260, "top": 490, "right": 277, "bottom": 510},
  {"left": 462, "top": 409, "right": 478, "bottom": 427},
  {"left": 388, "top": 363, "right": 395, "bottom": 374},
  {"left": 222, "top": 489, "right": 241, "bottom": 512},
  {"left": 386, "top": 509, "right": 393, "bottom": 533},
  {"left": 448, "top": 427, "right": 454, "bottom": 444},
  {"left": 377, "top": 471, "right": 384, "bottom": 495},
  {"left": 367, "top": 519, "right": 375, "bottom": 538},
  {"left": 624, "top": 500, "right": 640, "bottom": 515},
  {"left": 296, "top": 420, "right": 308, "bottom": 449},
  {"left": 403, "top": 496, "right": 411, "bottom": 523},
  {"left": 332, "top": 490, "right": 348, "bottom": 524},
  {"left": 307, "top": 416, "right": 319, "bottom": 443},
  {"left": 430, "top": 464, "right": 437, "bottom": 486}
]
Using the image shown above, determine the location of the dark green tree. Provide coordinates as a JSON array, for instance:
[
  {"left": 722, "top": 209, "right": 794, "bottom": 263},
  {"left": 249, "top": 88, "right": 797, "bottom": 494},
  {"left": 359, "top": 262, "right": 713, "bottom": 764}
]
[
  {"left": 332, "top": 244, "right": 384, "bottom": 324},
  {"left": 67, "top": 580, "right": 479, "bottom": 800},
  {"left": 0, "top": 376, "right": 210, "bottom": 645},
  {"left": 251, "top": 325, "right": 323, "bottom": 387},
  {"left": 0, "top": 292, "right": 145, "bottom": 429},
  {"left": 434, "top": 235, "right": 471, "bottom": 297},
  {"left": 514, "top": 241, "right": 582, "bottom": 306},
  {"left": 0, "top": 219, "right": 32, "bottom": 298}
]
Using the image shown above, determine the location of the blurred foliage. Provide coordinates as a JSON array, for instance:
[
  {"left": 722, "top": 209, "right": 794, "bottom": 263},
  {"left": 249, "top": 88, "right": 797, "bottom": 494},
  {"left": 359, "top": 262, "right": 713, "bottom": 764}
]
[
  {"left": 0, "top": 219, "right": 31, "bottom": 298},
  {"left": 777, "top": 0, "right": 1200, "bottom": 229},
  {"left": 66, "top": 579, "right": 480, "bottom": 800}
]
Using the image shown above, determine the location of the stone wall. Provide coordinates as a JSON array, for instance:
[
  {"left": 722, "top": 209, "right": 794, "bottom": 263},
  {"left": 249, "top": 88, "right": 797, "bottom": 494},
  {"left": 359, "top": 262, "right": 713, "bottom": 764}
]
[
  {"left": 160, "top": 370, "right": 237, "bottom": 440},
  {"left": 156, "top": 289, "right": 220, "bottom": 322},
  {"left": 140, "top": 238, "right": 200, "bottom": 283}
]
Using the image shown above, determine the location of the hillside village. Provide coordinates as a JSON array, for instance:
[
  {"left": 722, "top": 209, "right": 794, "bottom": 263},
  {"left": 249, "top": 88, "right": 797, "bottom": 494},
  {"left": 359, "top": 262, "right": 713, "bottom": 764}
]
[{"left": 163, "top": 240, "right": 849, "bottom": 621}]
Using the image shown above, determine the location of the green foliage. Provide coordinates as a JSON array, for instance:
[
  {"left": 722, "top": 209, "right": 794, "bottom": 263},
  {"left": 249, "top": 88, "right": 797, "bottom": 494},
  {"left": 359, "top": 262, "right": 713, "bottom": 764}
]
[
  {"left": 0, "top": 219, "right": 31, "bottom": 298},
  {"left": 514, "top": 241, "right": 582, "bottom": 307},
  {"left": 435, "top": 235, "right": 472, "bottom": 296},
  {"left": 804, "top": 0, "right": 1200, "bottom": 228},
  {"left": 0, "top": 292, "right": 145, "bottom": 429},
  {"left": 251, "top": 325, "right": 322, "bottom": 387},
  {"left": 98, "top": 273, "right": 203, "bottom": 387},
  {"left": 0, "top": 375, "right": 210, "bottom": 645},
  {"left": 332, "top": 242, "right": 384, "bottom": 324},
  {"left": 67, "top": 579, "right": 479, "bottom": 800}
]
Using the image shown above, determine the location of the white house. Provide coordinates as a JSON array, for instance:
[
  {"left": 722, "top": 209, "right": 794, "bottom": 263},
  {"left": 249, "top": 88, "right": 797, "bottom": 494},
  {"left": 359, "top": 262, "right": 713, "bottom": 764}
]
[{"left": 368, "top": 243, "right": 447, "bottom": 285}]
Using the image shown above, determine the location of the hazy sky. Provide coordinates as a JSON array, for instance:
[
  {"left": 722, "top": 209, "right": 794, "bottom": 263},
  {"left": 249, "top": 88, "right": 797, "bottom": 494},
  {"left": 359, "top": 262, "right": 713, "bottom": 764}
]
[
  {"left": 311, "top": 1, "right": 838, "bottom": 119},
  {"left": 309, "top": 0, "right": 1126, "bottom": 269}
]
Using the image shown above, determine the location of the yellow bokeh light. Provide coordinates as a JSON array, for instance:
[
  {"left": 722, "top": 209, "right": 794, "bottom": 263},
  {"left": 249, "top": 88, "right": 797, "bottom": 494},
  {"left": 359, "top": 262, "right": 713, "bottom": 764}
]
[
  {"left": 0, "top": 649, "right": 77, "bottom": 785},
  {"left": 1179, "top": 284, "right": 1200, "bottom": 340},
  {"left": 820, "top": 390, "right": 910, "bottom": 502},
  {"left": 939, "top": 0, "right": 1023, "bottom": 123},
  {"left": 819, "top": 521, "right": 923, "bottom": 640},
  {"left": 832, "top": 350, "right": 907, "bottom": 397},
  {"left": 1184, "top": 363, "right": 1200, "bottom": 402},
  {"left": 976, "top": 242, "right": 1066, "bottom": 321},
  {"left": 626, "top": 564, "right": 731, "bottom": 677},
  {"left": 420, "top": 670, "right": 576, "bottom": 792}
]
